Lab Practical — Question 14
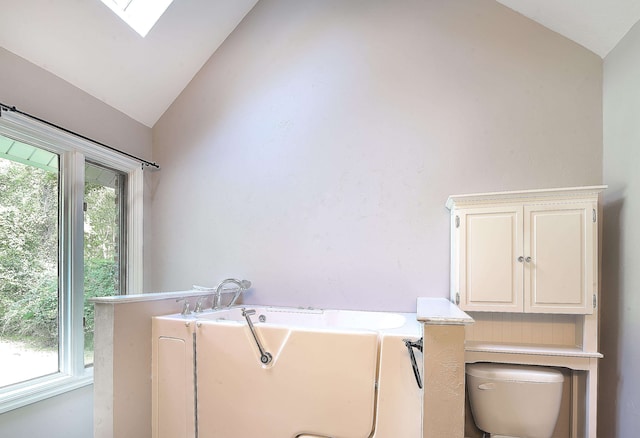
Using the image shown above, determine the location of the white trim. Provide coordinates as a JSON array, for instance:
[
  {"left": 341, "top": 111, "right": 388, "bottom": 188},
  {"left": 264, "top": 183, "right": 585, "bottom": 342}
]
[
  {"left": 445, "top": 185, "right": 607, "bottom": 210},
  {"left": 128, "top": 168, "right": 144, "bottom": 293},
  {"left": 0, "top": 111, "right": 140, "bottom": 171},
  {"left": 59, "top": 151, "right": 86, "bottom": 376},
  {"left": 0, "top": 372, "right": 93, "bottom": 415}
]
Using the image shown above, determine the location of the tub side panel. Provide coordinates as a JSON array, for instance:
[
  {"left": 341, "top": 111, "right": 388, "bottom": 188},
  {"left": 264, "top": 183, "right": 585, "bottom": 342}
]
[{"left": 152, "top": 318, "right": 196, "bottom": 438}]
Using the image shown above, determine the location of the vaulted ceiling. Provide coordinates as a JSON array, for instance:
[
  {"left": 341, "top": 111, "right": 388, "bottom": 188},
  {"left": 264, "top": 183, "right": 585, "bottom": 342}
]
[
  {"left": 1, "top": 1, "right": 639, "bottom": 128},
  {"left": 0, "top": 0, "right": 258, "bottom": 127},
  {"left": 496, "top": 0, "right": 640, "bottom": 58}
]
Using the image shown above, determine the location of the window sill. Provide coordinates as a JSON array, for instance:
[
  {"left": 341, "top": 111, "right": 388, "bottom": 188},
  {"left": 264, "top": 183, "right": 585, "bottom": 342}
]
[{"left": 0, "top": 370, "right": 93, "bottom": 414}]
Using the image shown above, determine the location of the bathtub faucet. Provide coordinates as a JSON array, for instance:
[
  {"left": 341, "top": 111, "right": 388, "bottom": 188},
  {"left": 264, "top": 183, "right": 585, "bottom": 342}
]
[
  {"left": 214, "top": 278, "right": 252, "bottom": 309},
  {"left": 176, "top": 298, "right": 191, "bottom": 316}
]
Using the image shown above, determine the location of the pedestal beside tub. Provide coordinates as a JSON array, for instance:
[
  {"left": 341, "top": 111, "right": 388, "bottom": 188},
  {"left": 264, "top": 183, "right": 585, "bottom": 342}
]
[{"left": 152, "top": 306, "right": 423, "bottom": 438}]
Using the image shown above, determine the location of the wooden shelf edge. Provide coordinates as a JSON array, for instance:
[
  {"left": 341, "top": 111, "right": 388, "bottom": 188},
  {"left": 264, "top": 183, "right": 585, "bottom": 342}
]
[{"left": 465, "top": 341, "right": 603, "bottom": 359}]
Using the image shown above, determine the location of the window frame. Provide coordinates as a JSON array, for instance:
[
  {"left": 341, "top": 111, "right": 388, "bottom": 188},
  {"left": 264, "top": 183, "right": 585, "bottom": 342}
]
[{"left": 0, "top": 110, "right": 143, "bottom": 413}]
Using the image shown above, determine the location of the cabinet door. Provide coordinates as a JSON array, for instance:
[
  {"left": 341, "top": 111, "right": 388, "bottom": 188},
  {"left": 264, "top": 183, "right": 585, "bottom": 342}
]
[
  {"left": 524, "top": 203, "right": 595, "bottom": 314},
  {"left": 457, "top": 206, "right": 523, "bottom": 312}
]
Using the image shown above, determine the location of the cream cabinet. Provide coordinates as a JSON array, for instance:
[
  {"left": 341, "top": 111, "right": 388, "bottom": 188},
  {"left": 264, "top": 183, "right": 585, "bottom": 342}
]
[{"left": 447, "top": 186, "right": 605, "bottom": 314}]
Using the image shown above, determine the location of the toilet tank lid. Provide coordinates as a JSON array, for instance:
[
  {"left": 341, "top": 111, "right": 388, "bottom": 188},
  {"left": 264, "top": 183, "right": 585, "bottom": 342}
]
[{"left": 466, "top": 363, "right": 564, "bottom": 383}]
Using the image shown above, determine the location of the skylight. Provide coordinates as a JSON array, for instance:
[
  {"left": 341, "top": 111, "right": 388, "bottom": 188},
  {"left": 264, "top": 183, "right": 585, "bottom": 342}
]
[{"left": 99, "top": 0, "right": 174, "bottom": 37}]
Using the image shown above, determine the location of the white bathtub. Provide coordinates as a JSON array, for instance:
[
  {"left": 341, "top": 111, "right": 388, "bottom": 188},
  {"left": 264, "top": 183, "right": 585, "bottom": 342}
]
[{"left": 152, "top": 306, "right": 423, "bottom": 438}]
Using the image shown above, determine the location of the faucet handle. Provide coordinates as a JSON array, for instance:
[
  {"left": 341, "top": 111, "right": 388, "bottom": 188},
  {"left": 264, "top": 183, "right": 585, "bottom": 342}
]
[
  {"left": 241, "top": 308, "right": 256, "bottom": 317},
  {"left": 176, "top": 298, "right": 191, "bottom": 315},
  {"left": 194, "top": 297, "right": 205, "bottom": 313}
]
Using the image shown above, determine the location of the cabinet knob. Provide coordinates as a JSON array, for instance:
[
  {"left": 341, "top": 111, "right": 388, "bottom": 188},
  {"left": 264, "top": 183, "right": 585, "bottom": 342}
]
[
  {"left": 517, "top": 256, "right": 524, "bottom": 263},
  {"left": 525, "top": 256, "right": 532, "bottom": 263}
]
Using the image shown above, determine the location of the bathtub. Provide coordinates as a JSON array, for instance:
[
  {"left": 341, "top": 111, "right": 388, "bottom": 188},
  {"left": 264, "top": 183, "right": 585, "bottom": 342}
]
[{"left": 152, "top": 305, "right": 423, "bottom": 438}]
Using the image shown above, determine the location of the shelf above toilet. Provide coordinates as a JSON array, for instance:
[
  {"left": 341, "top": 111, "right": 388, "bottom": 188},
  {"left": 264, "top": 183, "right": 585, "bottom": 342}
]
[{"left": 466, "top": 341, "right": 603, "bottom": 358}]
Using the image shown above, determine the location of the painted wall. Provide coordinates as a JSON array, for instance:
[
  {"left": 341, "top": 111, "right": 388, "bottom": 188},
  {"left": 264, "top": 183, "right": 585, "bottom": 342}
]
[
  {"left": 600, "top": 18, "right": 640, "bottom": 437},
  {"left": 0, "top": 386, "right": 93, "bottom": 438},
  {"left": 0, "top": 47, "right": 152, "bottom": 438},
  {"left": 149, "top": 0, "right": 602, "bottom": 312}
]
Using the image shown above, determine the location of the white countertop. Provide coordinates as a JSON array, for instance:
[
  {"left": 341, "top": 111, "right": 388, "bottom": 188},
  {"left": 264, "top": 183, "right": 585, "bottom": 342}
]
[
  {"left": 416, "top": 297, "right": 474, "bottom": 325},
  {"left": 90, "top": 290, "right": 212, "bottom": 304}
]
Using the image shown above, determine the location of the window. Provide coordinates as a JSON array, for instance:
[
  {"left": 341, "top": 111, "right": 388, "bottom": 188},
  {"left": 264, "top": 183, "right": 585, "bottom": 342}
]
[
  {"left": 83, "top": 162, "right": 127, "bottom": 366},
  {"left": 99, "top": 0, "right": 175, "bottom": 37},
  {"left": 0, "top": 110, "right": 143, "bottom": 413}
]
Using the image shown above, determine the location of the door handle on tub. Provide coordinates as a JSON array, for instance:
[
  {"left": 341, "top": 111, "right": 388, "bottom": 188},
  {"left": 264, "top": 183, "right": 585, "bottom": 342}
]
[
  {"left": 242, "top": 308, "right": 273, "bottom": 365},
  {"left": 403, "top": 338, "right": 423, "bottom": 389}
]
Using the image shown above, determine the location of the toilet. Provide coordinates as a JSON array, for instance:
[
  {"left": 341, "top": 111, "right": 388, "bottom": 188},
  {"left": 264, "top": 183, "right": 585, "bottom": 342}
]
[{"left": 466, "top": 363, "right": 564, "bottom": 438}]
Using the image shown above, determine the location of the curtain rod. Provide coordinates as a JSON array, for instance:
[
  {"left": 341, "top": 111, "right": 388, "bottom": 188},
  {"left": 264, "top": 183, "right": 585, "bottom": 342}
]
[{"left": 0, "top": 101, "right": 160, "bottom": 170}]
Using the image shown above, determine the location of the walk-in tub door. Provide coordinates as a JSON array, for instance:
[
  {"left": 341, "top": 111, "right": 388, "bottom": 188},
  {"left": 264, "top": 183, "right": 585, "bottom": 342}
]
[{"left": 196, "top": 322, "right": 379, "bottom": 438}]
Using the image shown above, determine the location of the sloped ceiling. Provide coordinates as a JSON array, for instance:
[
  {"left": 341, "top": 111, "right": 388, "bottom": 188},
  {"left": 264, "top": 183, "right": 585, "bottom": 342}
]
[
  {"left": 0, "top": 0, "right": 639, "bottom": 128},
  {"left": 496, "top": 0, "right": 640, "bottom": 58},
  {"left": 0, "top": 0, "right": 258, "bottom": 127}
]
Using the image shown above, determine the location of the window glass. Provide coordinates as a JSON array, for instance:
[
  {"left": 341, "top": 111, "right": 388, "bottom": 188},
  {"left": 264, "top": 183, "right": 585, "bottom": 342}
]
[
  {"left": 83, "top": 162, "right": 127, "bottom": 366},
  {"left": 0, "top": 136, "right": 60, "bottom": 388}
]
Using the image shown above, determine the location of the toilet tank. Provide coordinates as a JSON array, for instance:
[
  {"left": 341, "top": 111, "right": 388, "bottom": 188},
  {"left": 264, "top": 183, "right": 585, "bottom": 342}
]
[{"left": 466, "top": 363, "right": 564, "bottom": 438}]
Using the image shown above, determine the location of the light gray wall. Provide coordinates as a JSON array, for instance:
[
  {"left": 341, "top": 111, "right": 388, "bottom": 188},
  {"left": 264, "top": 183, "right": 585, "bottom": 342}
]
[
  {"left": 0, "top": 387, "right": 93, "bottom": 438},
  {"left": 600, "top": 18, "right": 640, "bottom": 438},
  {"left": 149, "top": 0, "right": 602, "bottom": 312},
  {"left": 0, "top": 47, "right": 152, "bottom": 438}
]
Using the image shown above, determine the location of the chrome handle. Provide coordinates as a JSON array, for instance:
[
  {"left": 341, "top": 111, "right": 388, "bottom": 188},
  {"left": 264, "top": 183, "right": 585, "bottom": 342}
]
[
  {"left": 194, "top": 296, "right": 206, "bottom": 313},
  {"left": 517, "top": 256, "right": 524, "bottom": 263},
  {"left": 525, "top": 256, "right": 532, "bottom": 263},
  {"left": 403, "top": 338, "right": 423, "bottom": 389},
  {"left": 176, "top": 298, "right": 191, "bottom": 315},
  {"left": 241, "top": 308, "right": 272, "bottom": 365}
]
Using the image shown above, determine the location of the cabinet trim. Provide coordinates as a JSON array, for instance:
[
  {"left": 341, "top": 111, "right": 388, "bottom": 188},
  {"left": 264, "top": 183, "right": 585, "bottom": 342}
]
[{"left": 446, "top": 185, "right": 607, "bottom": 210}]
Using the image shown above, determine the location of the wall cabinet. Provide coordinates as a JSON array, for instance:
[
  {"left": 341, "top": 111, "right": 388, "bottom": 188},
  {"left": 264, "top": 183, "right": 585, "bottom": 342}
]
[{"left": 447, "top": 186, "right": 605, "bottom": 314}]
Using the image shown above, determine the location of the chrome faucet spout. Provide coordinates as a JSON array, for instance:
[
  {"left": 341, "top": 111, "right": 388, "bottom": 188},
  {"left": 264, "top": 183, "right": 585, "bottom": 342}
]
[
  {"left": 213, "top": 278, "right": 252, "bottom": 309},
  {"left": 230, "top": 280, "right": 251, "bottom": 307}
]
